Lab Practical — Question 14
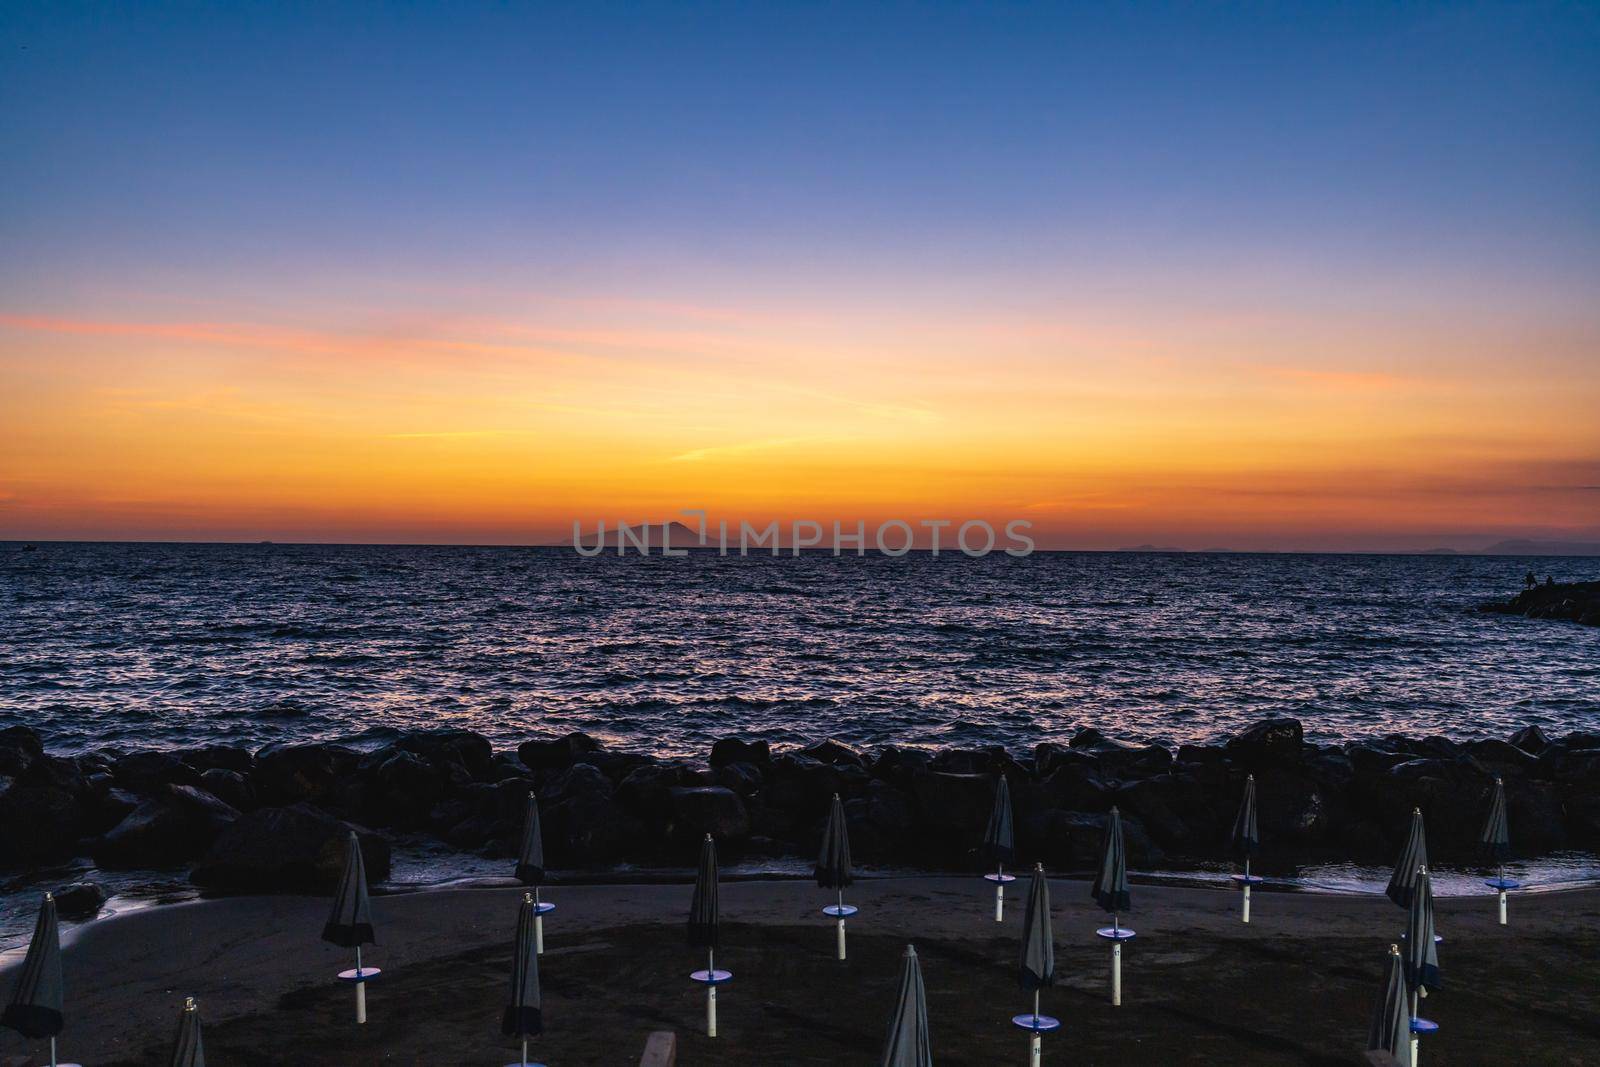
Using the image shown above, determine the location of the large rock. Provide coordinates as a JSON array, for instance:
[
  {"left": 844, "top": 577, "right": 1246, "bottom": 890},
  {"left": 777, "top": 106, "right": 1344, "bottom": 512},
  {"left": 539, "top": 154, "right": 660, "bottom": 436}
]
[
  {"left": 251, "top": 743, "right": 358, "bottom": 805},
  {"left": 518, "top": 732, "right": 602, "bottom": 771},
  {"left": 393, "top": 729, "right": 494, "bottom": 779},
  {"left": 190, "top": 804, "right": 390, "bottom": 890},
  {"left": 0, "top": 784, "right": 82, "bottom": 865},
  {"left": 710, "top": 737, "right": 771, "bottom": 768},
  {"left": 1507, "top": 725, "right": 1551, "bottom": 756},
  {"left": 176, "top": 745, "right": 255, "bottom": 774},
  {"left": 93, "top": 785, "right": 239, "bottom": 868},
  {"left": 1023, "top": 809, "right": 1161, "bottom": 869},
  {"left": 53, "top": 881, "right": 108, "bottom": 920},
  {"left": 909, "top": 770, "right": 994, "bottom": 838},
  {"left": 113, "top": 751, "right": 203, "bottom": 793},
  {"left": 0, "top": 726, "right": 44, "bottom": 776},
  {"left": 800, "top": 739, "right": 866, "bottom": 768},
  {"left": 199, "top": 768, "right": 255, "bottom": 811},
  {"left": 1225, "top": 718, "right": 1304, "bottom": 771},
  {"left": 366, "top": 749, "right": 449, "bottom": 826},
  {"left": 667, "top": 786, "right": 750, "bottom": 844}
]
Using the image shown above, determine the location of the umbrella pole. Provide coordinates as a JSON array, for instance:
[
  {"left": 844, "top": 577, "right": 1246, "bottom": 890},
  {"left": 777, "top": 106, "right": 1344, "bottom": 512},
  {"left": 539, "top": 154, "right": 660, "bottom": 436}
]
[
  {"left": 1242, "top": 856, "right": 1251, "bottom": 924},
  {"left": 1112, "top": 914, "right": 1122, "bottom": 1006},
  {"left": 1411, "top": 990, "right": 1420, "bottom": 1066},
  {"left": 996, "top": 862, "right": 1005, "bottom": 922},
  {"left": 1030, "top": 989, "right": 1042, "bottom": 1066},
  {"left": 1498, "top": 863, "right": 1507, "bottom": 926},
  {"left": 837, "top": 889, "right": 847, "bottom": 960},
  {"left": 355, "top": 945, "right": 367, "bottom": 1024},
  {"left": 521, "top": 1038, "right": 528, "bottom": 1067},
  {"left": 707, "top": 948, "right": 718, "bottom": 1037},
  {"left": 49, "top": 1036, "right": 56, "bottom": 1067},
  {"left": 535, "top": 886, "right": 545, "bottom": 954}
]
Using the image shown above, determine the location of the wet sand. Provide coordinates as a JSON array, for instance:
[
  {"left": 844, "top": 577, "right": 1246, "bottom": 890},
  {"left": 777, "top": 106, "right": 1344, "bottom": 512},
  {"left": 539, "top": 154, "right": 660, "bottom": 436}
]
[{"left": 2, "top": 878, "right": 1598, "bottom": 1065}]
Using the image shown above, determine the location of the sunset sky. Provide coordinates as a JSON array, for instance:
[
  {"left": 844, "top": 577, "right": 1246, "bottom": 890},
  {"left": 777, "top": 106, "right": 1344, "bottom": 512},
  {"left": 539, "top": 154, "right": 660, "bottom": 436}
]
[{"left": 3, "top": 3, "right": 1597, "bottom": 550}]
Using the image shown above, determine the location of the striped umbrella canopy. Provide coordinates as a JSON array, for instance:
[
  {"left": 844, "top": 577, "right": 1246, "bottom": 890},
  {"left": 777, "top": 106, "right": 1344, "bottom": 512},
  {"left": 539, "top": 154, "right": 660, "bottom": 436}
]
[
  {"left": 1402, "top": 866, "right": 1439, "bottom": 996},
  {"left": 1091, "top": 807, "right": 1132, "bottom": 915},
  {"left": 816, "top": 793, "right": 853, "bottom": 889},
  {"left": 688, "top": 834, "right": 720, "bottom": 949},
  {"left": 1384, "top": 809, "right": 1429, "bottom": 911},
  {"left": 880, "top": 944, "right": 933, "bottom": 1067},
  {"left": 2, "top": 894, "right": 63, "bottom": 1040},
  {"left": 502, "top": 893, "right": 543, "bottom": 1038},
  {"left": 1231, "top": 775, "right": 1260, "bottom": 857},
  {"left": 322, "top": 831, "right": 376, "bottom": 947},
  {"left": 1480, "top": 778, "right": 1511, "bottom": 862},
  {"left": 515, "top": 793, "right": 546, "bottom": 886},
  {"left": 983, "top": 775, "right": 1015, "bottom": 866},
  {"left": 1019, "top": 864, "right": 1055, "bottom": 991},
  {"left": 168, "top": 996, "right": 205, "bottom": 1067},
  {"left": 1366, "top": 945, "right": 1412, "bottom": 1066}
]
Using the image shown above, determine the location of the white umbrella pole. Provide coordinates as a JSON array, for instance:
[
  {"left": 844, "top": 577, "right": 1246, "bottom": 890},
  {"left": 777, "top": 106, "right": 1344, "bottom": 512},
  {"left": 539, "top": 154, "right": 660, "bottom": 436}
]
[
  {"left": 1029, "top": 990, "right": 1042, "bottom": 1066},
  {"left": 521, "top": 1038, "right": 528, "bottom": 1067},
  {"left": 50, "top": 1036, "right": 57, "bottom": 1067},
  {"left": 535, "top": 886, "right": 545, "bottom": 954},
  {"left": 995, "top": 863, "right": 1005, "bottom": 922},
  {"left": 354, "top": 946, "right": 368, "bottom": 1024},
  {"left": 1411, "top": 991, "right": 1420, "bottom": 1067},
  {"left": 836, "top": 890, "right": 847, "bottom": 960},
  {"left": 1498, "top": 864, "right": 1508, "bottom": 926},
  {"left": 706, "top": 949, "right": 718, "bottom": 1037},
  {"left": 1242, "top": 857, "right": 1251, "bottom": 924},
  {"left": 1112, "top": 915, "right": 1122, "bottom": 1006}
]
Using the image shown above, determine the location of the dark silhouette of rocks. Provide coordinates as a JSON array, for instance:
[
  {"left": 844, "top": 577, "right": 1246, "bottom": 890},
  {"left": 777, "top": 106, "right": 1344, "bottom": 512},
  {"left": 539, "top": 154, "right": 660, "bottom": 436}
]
[
  {"left": 1, "top": 720, "right": 1597, "bottom": 888},
  {"left": 1480, "top": 580, "right": 1600, "bottom": 626}
]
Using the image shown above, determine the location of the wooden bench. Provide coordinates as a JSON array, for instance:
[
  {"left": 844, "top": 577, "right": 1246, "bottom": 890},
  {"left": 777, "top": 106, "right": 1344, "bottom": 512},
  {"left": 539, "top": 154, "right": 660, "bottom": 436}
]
[{"left": 640, "top": 1030, "right": 677, "bottom": 1067}]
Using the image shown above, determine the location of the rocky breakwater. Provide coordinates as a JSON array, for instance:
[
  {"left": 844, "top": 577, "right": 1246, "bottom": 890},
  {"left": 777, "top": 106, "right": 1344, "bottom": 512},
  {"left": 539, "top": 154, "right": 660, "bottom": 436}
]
[
  {"left": 1480, "top": 580, "right": 1600, "bottom": 626},
  {"left": 1, "top": 718, "right": 1598, "bottom": 896}
]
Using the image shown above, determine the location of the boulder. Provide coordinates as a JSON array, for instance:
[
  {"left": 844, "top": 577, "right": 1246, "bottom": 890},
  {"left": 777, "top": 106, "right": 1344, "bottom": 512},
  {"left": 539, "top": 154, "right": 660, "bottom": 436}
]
[
  {"left": 800, "top": 739, "right": 866, "bottom": 768},
  {"left": 0, "top": 784, "right": 82, "bottom": 864},
  {"left": 0, "top": 726, "right": 44, "bottom": 776},
  {"left": 199, "top": 767, "right": 255, "bottom": 811},
  {"left": 1507, "top": 725, "right": 1551, "bottom": 756},
  {"left": 113, "top": 751, "right": 203, "bottom": 793},
  {"left": 1022, "top": 809, "right": 1161, "bottom": 869},
  {"left": 710, "top": 737, "right": 771, "bottom": 768},
  {"left": 53, "top": 881, "right": 107, "bottom": 920},
  {"left": 1462, "top": 740, "right": 1537, "bottom": 777},
  {"left": 22, "top": 755, "right": 88, "bottom": 795},
  {"left": 85, "top": 786, "right": 143, "bottom": 834},
  {"left": 765, "top": 755, "right": 844, "bottom": 818},
  {"left": 909, "top": 770, "right": 994, "bottom": 837},
  {"left": 176, "top": 745, "right": 255, "bottom": 774},
  {"left": 251, "top": 742, "right": 358, "bottom": 805},
  {"left": 869, "top": 746, "right": 931, "bottom": 786},
  {"left": 191, "top": 804, "right": 390, "bottom": 891},
  {"left": 1225, "top": 718, "right": 1304, "bottom": 771},
  {"left": 667, "top": 786, "right": 750, "bottom": 843},
  {"left": 712, "top": 761, "right": 764, "bottom": 798},
  {"left": 393, "top": 729, "right": 494, "bottom": 779},
  {"left": 93, "top": 785, "right": 239, "bottom": 868},
  {"left": 517, "top": 732, "right": 602, "bottom": 771}
]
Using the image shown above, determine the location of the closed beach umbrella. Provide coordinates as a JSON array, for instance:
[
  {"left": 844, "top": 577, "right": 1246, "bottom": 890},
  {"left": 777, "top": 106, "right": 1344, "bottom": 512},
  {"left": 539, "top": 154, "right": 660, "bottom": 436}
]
[
  {"left": 688, "top": 833, "right": 720, "bottom": 950},
  {"left": 168, "top": 997, "right": 204, "bottom": 1067},
  {"left": 515, "top": 793, "right": 555, "bottom": 953},
  {"left": 1091, "top": 808, "right": 1134, "bottom": 1007},
  {"left": 1366, "top": 945, "right": 1412, "bottom": 1067},
  {"left": 1401, "top": 865, "right": 1439, "bottom": 1065},
  {"left": 515, "top": 792, "right": 545, "bottom": 885},
  {"left": 687, "top": 834, "right": 729, "bottom": 1037},
  {"left": 816, "top": 793, "right": 856, "bottom": 959},
  {"left": 3, "top": 894, "right": 64, "bottom": 1063},
  {"left": 1015, "top": 864, "right": 1058, "bottom": 1064},
  {"left": 1231, "top": 775, "right": 1261, "bottom": 922},
  {"left": 1481, "top": 777, "right": 1516, "bottom": 924},
  {"left": 1385, "top": 809, "right": 1428, "bottom": 910},
  {"left": 880, "top": 944, "right": 933, "bottom": 1067},
  {"left": 502, "top": 892, "right": 543, "bottom": 1067},
  {"left": 983, "top": 775, "right": 1017, "bottom": 921},
  {"left": 322, "top": 831, "right": 377, "bottom": 1024},
  {"left": 1091, "top": 808, "right": 1131, "bottom": 916}
]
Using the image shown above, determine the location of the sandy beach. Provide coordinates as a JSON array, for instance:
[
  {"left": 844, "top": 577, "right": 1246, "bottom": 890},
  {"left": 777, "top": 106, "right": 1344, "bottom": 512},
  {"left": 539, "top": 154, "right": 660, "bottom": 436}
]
[{"left": 2, "top": 877, "right": 1596, "bottom": 1065}]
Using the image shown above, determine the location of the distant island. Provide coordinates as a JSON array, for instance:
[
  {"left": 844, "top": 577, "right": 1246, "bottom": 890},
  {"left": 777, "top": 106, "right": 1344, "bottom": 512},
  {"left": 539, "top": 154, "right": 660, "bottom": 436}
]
[{"left": 1481, "top": 580, "right": 1600, "bottom": 626}]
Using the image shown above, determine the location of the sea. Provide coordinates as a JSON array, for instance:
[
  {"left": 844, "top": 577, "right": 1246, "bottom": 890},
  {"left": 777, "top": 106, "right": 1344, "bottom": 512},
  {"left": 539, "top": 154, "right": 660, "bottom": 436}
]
[{"left": 1, "top": 542, "right": 1597, "bottom": 945}]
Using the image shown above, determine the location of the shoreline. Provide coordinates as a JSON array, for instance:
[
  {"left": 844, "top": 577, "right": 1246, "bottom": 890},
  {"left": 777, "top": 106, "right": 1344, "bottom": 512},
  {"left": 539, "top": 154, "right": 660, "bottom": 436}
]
[{"left": 4, "top": 876, "right": 1598, "bottom": 1065}]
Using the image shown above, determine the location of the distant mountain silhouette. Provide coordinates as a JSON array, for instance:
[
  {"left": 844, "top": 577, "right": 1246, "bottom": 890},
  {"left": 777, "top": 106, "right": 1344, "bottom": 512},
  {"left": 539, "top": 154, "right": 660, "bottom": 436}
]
[
  {"left": 569, "top": 521, "right": 706, "bottom": 551},
  {"left": 1482, "top": 539, "right": 1600, "bottom": 557}
]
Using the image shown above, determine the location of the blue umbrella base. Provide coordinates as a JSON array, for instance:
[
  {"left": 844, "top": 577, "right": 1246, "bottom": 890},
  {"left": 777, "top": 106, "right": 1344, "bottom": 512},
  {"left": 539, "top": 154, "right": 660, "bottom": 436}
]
[
  {"left": 1229, "top": 874, "right": 1265, "bottom": 885},
  {"left": 822, "top": 904, "right": 858, "bottom": 918},
  {"left": 690, "top": 968, "right": 733, "bottom": 985},
  {"left": 503, "top": 1062, "right": 548, "bottom": 1066},
  {"left": 1410, "top": 1017, "right": 1440, "bottom": 1035},
  {"left": 1485, "top": 878, "right": 1521, "bottom": 891},
  {"left": 983, "top": 873, "right": 1018, "bottom": 884},
  {"left": 531, "top": 902, "right": 556, "bottom": 915},
  {"left": 337, "top": 967, "right": 381, "bottom": 983},
  {"left": 1398, "top": 933, "right": 1445, "bottom": 944},
  {"left": 1010, "top": 1013, "right": 1062, "bottom": 1033},
  {"left": 1096, "top": 926, "right": 1136, "bottom": 942}
]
